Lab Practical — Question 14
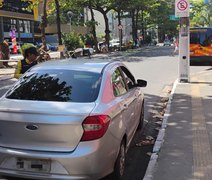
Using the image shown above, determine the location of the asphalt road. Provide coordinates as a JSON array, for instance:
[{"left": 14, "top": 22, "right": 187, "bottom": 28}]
[{"left": 0, "top": 46, "right": 210, "bottom": 180}]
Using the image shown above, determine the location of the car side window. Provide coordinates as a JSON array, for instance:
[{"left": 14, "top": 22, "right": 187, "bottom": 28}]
[
  {"left": 112, "top": 68, "right": 127, "bottom": 96},
  {"left": 120, "top": 66, "right": 136, "bottom": 90}
]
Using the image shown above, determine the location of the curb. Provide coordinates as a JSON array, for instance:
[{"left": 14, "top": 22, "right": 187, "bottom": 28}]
[
  {"left": 143, "top": 79, "right": 178, "bottom": 180},
  {"left": 0, "top": 75, "right": 13, "bottom": 81}
]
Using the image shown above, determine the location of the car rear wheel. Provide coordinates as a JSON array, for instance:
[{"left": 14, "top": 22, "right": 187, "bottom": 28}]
[
  {"left": 137, "top": 101, "right": 144, "bottom": 130},
  {"left": 112, "top": 140, "right": 126, "bottom": 180}
]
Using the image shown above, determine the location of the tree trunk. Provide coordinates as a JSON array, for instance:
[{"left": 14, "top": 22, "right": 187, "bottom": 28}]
[
  {"left": 93, "top": 7, "right": 111, "bottom": 52},
  {"left": 141, "top": 10, "right": 145, "bottom": 43},
  {"left": 134, "top": 9, "right": 139, "bottom": 46},
  {"left": 89, "top": 1, "right": 100, "bottom": 53},
  {"left": 103, "top": 12, "right": 110, "bottom": 51},
  {"left": 131, "top": 10, "right": 136, "bottom": 47},
  {"left": 41, "top": 0, "right": 47, "bottom": 50},
  {"left": 55, "top": 0, "right": 64, "bottom": 58}
]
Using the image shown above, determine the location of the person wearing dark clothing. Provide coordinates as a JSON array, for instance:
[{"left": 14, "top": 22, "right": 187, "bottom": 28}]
[
  {"left": 14, "top": 47, "right": 39, "bottom": 79},
  {"left": 0, "top": 40, "right": 10, "bottom": 67}
]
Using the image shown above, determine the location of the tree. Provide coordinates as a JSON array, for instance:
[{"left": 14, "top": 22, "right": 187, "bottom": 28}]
[
  {"left": 190, "top": 0, "right": 212, "bottom": 27},
  {"left": 70, "top": 0, "right": 114, "bottom": 51},
  {"left": 88, "top": 0, "right": 100, "bottom": 52},
  {"left": 54, "top": 0, "right": 64, "bottom": 58},
  {"left": 88, "top": 0, "right": 114, "bottom": 49},
  {"left": 126, "top": 0, "right": 158, "bottom": 45},
  {"left": 41, "top": 0, "right": 47, "bottom": 50},
  {"left": 111, "top": 0, "right": 129, "bottom": 48},
  {"left": 34, "top": 0, "right": 72, "bottom": 58}
]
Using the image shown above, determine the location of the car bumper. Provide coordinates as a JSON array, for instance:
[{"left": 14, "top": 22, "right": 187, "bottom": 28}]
[{"left": 0, "top": 137, "right": 120, "bottom": 180}]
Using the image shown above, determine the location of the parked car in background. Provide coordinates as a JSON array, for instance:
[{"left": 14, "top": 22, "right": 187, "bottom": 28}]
[
  {"left": 0, "top": 59, "right": 147, "bottom": 180},
  {"left": 46, "top": 43, "right": 58, "bottom": 51},
  {"left": 163, "top": 39, "right": 172, "bottom": 46},
  {"left": 110, "top": 39, "right": 120, "bottom": 48}
]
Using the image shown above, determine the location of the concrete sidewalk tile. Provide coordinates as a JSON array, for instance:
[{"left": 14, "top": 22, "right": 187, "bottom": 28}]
[{"left": 150, "top": 70, "right": 212, "bottom": 180}]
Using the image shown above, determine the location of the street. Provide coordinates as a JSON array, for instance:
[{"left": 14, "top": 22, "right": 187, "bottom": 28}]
[{"left": 0, "top": 46, "right": 210, "bottom": 180}]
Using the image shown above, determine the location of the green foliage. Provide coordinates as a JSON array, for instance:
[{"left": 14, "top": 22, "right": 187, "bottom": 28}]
[
  {"left": 62, "top": 32, "right": 85, "bottom": 50},
  {"left": 190, "top": 0, "right": 212, "bottom": 27},
  {"left": 83, "top": 34, "right": 95, "bottom": 46}
]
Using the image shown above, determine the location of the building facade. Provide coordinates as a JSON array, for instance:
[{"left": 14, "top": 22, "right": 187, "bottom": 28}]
[{"left": 0, "top": 0, "right": 41, "bottom": 44}]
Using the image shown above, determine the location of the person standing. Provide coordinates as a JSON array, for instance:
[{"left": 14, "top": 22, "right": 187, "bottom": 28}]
[
  {"left": 14, "top": 46, "right": 39, "bottom": 79},
  {"left": 0, "top": 40, "right": 10, "bottom": 68},
  {"left": 173, "top": 38, "right": 179, "bottom": 56}
]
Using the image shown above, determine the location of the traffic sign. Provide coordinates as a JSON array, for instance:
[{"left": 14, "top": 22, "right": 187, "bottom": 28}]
[{"left": 175, "top": 0, "right": 190, "bottom": 17}]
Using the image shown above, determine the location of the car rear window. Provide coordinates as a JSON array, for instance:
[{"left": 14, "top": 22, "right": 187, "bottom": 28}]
[{"left": 6, "top": 69, "right": 101, "bottom": 102}]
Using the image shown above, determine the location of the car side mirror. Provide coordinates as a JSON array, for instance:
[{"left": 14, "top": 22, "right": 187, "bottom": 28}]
[{"left": 137, "top": 79, "right": 147, "bottom": 87}]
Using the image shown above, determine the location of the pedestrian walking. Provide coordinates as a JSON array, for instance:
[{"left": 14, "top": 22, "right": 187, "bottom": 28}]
[
  {"left": 0, "top": 40, "right": 10, "bottom": 68},
  {"left": 173, "top": 38, "right": 179, "bottom": 56},
  {"left": 14, "top": 46, "right": 39, "bottom": 79}
]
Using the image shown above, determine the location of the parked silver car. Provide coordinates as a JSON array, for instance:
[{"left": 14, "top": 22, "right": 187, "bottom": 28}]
[{"left": 0, "top": 59, "right": 147, "bottom": 180}]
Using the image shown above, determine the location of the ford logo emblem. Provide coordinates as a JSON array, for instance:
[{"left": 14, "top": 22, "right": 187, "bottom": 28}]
[{"left": 26, "top": 124, "right": 39, "bottom": 131}]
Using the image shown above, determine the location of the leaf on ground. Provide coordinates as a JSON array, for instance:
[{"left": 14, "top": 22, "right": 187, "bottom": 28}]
[
  {"left": 146, "top": 152, "right": 152, "bottom": 156},
  {"left": 146, "top": 136, "right": 154, "bottom": 140},
  {"left": 154, "top": 127, "right": 160, "bottom": 131},
  {"left": 155, "top": 121, "right": 162, "bottom": 125},
  {"left": 160, "top": 110, "right": 165, "bottom": 116},
  {"left": 136, "top": 139, "right": 155, "bottom": 147},
  {"left": 161, "top": 97, "right": 169, "bottom": 103}
]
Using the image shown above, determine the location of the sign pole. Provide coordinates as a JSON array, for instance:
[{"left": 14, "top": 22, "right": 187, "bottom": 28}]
[{"left": 175, "top": 0, "right": 190, "bottom": 83}]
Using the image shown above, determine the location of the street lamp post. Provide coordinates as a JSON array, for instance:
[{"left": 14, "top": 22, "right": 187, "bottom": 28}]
[{"left": 67, "top": 11, "right": 74, "bottom": 32}]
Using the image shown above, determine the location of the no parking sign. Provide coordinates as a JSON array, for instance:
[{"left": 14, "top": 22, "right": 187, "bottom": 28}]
[{"left": 175, "top": 0, "right": 190, "bottom": 17}]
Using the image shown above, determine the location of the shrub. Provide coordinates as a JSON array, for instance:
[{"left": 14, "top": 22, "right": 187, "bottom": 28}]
[{"left": 62, "top": 32, "right": 84, "bottom": 51}]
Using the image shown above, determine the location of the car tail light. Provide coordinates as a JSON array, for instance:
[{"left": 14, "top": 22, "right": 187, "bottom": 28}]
[{"left": 81, "top": 115, "right": 111, "bottom": 141}]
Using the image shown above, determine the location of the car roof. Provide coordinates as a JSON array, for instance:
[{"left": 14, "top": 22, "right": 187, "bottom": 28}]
[{"left": 33, "top": 59, "right": 117, "bottom": 74}]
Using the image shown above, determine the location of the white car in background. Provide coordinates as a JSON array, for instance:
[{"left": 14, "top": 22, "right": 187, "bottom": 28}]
[
  {"left": 110, "top": 39, "right": 120, "bottom": 48},
  {"left": 163, "top": 39, "right": 172, "bottom": 46}
]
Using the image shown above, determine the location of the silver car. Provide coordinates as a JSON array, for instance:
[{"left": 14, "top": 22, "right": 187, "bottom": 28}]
[{"left": 0, "top": 59, "right": 147, "bottom": 180}]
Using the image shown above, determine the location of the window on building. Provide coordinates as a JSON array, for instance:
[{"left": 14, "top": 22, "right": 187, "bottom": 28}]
[
  {"left": 1, "top": 0, "right": 33, "bottom": 14},
  {"left": 19, "top": 20, "right": 31, "bottom": 33},
  {"left": 3, "top": 17, "right": 17, "bottom": 32}
]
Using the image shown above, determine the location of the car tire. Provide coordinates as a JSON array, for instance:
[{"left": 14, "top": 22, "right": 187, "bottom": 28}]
[
  {"left": 137, "top": 101, "right": 144, "bottom": 130},
  {"left": 112, "top": 140, "right": 126, "bottom": 180}
]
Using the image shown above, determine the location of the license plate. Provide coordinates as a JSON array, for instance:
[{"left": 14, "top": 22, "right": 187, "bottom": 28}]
[{"left": 16, "top": 158, "right": 51, "bottom": 172}]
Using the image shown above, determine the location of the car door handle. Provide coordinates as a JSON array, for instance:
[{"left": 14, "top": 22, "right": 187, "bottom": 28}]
[{"left": 122, "top": 104, "right": 128, "bottom": 110}]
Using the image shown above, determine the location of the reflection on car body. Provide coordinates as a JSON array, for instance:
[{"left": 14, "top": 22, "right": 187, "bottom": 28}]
[{"left": 0, "top": 59, "right": 147, "bottom": 180}]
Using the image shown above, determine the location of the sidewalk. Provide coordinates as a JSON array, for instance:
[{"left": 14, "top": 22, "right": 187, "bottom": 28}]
[{"left": 144, "top": 69, "right": 212, "bottom": 180}]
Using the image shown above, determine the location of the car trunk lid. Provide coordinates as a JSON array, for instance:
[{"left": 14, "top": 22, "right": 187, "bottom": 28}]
[{"left": 0, "top": 99, "right": 96, "bottom": 152}]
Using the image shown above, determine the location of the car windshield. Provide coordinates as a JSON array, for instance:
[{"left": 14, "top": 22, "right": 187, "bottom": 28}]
[{"left": 6, "top": 69, "right": 101, "bottom": 102}]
